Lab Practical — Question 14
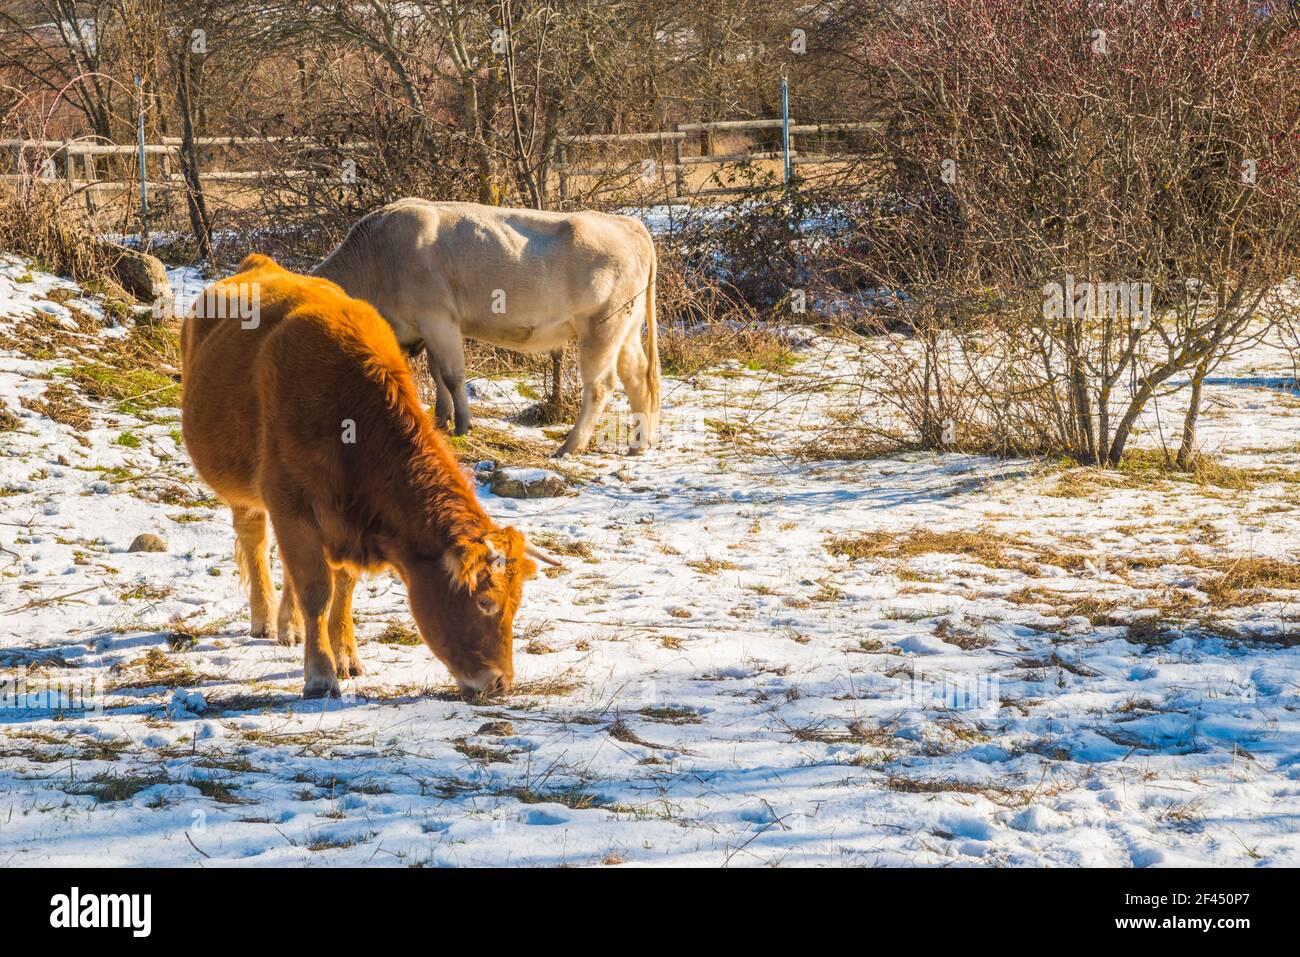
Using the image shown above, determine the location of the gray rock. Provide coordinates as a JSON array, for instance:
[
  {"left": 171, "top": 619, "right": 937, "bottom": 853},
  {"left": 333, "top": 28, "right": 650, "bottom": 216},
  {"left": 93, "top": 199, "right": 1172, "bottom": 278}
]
[
  {"left": 128, "top": 533, "right": 168, "bottom": 553},
  {"left": 490, "top": 467, "right": 568, "bottom": 499},
  {"left": 94, "top": 241, "right": 172, "bottom": 317}
]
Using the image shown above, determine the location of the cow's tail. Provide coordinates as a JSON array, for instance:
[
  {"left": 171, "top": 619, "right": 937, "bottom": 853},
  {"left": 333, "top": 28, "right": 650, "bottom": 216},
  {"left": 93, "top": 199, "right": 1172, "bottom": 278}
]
[{"left": 644, "top": 236, "right": 661, "bottom": 422}]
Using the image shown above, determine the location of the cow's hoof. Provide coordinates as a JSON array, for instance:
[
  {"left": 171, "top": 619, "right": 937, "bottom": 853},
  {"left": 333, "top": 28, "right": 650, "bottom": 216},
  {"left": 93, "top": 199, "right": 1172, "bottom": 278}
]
[
  {"left": 303, "top": 676, "right": 341, "bottom": 700},
  {"left": 249, "top": 621, "right": 272, "bottom": 639},
  {"left": 625, "top": 445, "right": 648, "bottom": 457},
  {"left": 277, "top": 626, "right": 303, "bottom": 647},
  {"left": 336, "top": 655, "right": 365, "bottom": 679}
]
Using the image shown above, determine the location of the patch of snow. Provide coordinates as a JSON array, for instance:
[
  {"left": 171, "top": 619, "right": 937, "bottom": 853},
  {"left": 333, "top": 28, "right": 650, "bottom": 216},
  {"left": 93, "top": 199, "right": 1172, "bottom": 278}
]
[{"left": 0, "top": 255, "right": 1298, "bottom": 867}]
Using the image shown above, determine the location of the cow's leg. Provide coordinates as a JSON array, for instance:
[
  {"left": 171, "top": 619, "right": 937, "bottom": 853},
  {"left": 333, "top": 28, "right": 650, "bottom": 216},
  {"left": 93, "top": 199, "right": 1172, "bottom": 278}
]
[
  {"left": 269, "top": 512, "right": 339, "bottom": 699},
  {"left": 434, "top": 374, "right": 455, "bottom": 433},
  {"left": 554, "top": 337, "right": 620, "bottom": 457},
  {"left": 232, "top": 506, "right": 276, "bottom": 638},
  {"left": 327, "top": 566, "right": 363, "bottom": 679},
  {"left": 276, "top": 571, "right": 303, "bottom": 646},
  {"left": 616, "top": 328, "right": 657, "bottom": 454},
  {"left": 424, "top": 348, "right": 455, "bottom": 431},
  {"left": 425, "top": 320, "right": 471, "bottom": 436}
]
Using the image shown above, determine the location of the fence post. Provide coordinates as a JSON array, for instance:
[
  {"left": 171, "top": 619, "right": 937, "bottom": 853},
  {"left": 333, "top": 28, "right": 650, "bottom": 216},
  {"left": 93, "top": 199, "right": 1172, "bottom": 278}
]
[
  {"left": 557, "top": 142, "right": 568, "bottom": 202},
  {"left": 84, "top": 149, "right": 97, "bottom": 216},
  {"left": 135, "top": 76, "right": 149, "bottom": 243},
  {"left": 781, "top": 76, "right": 792, "bottom": 185},
  {"left": 672, "top": 124, "right": 686, "bottom": 200}
]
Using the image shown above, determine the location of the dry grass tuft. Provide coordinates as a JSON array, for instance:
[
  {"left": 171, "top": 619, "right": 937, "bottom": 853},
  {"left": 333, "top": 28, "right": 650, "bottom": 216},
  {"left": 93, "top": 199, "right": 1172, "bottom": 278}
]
[
  {"left": 0, "top": 299, "right": 99, "bottom": 362},
  {"left": 827, "top": 528, "right": 1041, "bottom": 576},
  {"left": 56, "top": 324, "right": 181, "bottom": 416},
  {"left": 507, "top": 670, "right": 583, "bottom": 698},
  {"left": 65, "top": 771, "right": 168, "bottom": 803},
  {"left": 511, "top": 381, "right": 583, "bottom": 427},
  {"left": 933, "top": 616, "right": 993, "bottom": 650},
  {"left": 500, "top": 784, "right": 600, "bottom": 810},
  {"left": 0, "top": 398, "right": 19, "bottom": 431},
  {"left": 660, "top": 318, "right": 796, "bottom": 380},
  {"left": 638, "top": 705, "right": 702, "bottom": 724},
  {"left": 526, "top": 531, "right": 596, "bottom": 561},
  {"left": 828, "top": 526, "right": 1165, "bottom": 581},
  {"left": 110, "top": 647, "right": 207, "bottom": 689},
  {"left": 375, "top": 621, "right": 421, "bottom": 646},
  {"left": 884, "top": 774, "right": 1030, "bottom": 806},
  {"left": 188, "top": 777, "right": 252, "bottom": 804},
  {"left": 21, "top": 383, "right": 92, "bottom": 431},
  {"left": 164, "top": 614, "right": 234, "bottom": 649},
  {"left": 1194, "top": 552, "right": 1300, "bottom": 607},
  {"left": 453, "top": 738, "right": 515, "bottom": 764},
  {"left": 795, "top": 428, "right": 909, "bottom": 462},
  {"left": 447, "top": 424, "right": 558, "bottom": 470},
  {"left": 686, "top": 557, "right": 741, "bottom": 575},
  {"left": 607, "top": 718, "right": 672, "bottom": 750},
  {"left": 1048, "top": 448, "right": 1300, "bottom": 498}
]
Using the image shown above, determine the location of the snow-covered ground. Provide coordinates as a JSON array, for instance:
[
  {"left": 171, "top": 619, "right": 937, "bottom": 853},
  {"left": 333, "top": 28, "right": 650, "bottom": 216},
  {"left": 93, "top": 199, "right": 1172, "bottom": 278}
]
[{"left": 1, "top": 256, "right": 1299, "bottom": 867}]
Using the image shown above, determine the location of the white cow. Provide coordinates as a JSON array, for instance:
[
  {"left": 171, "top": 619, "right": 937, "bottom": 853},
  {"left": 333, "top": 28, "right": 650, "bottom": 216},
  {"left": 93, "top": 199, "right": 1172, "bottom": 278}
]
[{"left": 313, "top": 199, "right": 660, "bottom": 456}]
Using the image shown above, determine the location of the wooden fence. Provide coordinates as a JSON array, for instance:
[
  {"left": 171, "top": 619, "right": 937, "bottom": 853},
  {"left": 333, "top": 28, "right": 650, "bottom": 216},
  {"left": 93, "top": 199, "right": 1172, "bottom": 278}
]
[
  {"left": 556, "top": 119, "right": 882, "bottom": 200},
  {"left": 1, "top": 117, "right": 883, "bottom": 213}
]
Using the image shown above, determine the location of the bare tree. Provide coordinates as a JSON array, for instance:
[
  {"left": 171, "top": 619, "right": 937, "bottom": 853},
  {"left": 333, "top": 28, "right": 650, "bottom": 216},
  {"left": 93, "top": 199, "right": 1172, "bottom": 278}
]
[{"left": 0, "top": 0, "right": 119, "bottom": 138}]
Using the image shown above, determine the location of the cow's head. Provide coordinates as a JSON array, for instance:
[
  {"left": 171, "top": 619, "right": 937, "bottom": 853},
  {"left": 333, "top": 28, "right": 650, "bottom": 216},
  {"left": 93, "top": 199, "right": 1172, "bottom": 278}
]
[{"left": 400, "top": 525, "right": 548, "bottom": 697}]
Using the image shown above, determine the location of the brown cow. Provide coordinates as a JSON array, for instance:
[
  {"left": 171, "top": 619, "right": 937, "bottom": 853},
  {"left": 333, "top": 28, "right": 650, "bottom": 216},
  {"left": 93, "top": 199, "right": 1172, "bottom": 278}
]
[{"left": 181, "top": 254, "right": 552, "bottom": 699}]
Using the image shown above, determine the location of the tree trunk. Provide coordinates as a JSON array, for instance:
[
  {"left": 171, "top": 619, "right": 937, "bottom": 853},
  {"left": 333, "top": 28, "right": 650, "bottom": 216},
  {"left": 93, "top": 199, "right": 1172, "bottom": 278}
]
[
  {"left": 1070, "top": 364, "right": 1096, "bottom": 464},
  {"left": 461, "top": 76, "right": 500, "bottom": 206},
  {"left": 919, "top": 335, "right": 937, "bottom": 447},
  {"left": 175, "top": 40, "right": 212, "bottom": 261},
  {"left": 500, "top": 0, "right": 543, "bottom": 210},
  {"left": 1177, "top": 355, "right": 1210, "bottom": 470}
]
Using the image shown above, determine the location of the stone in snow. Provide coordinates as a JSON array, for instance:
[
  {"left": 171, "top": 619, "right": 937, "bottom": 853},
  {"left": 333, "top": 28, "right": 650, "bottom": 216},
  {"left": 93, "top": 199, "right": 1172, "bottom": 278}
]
[
  {"left": 128, "top": 533, "right": 168, "bottom": 553},
  {"left": 490, "top": 467, "right": 568, "bottom": 499}
]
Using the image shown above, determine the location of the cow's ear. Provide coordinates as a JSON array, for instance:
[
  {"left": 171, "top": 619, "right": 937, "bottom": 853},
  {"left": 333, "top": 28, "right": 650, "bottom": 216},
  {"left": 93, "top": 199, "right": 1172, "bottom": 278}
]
[
  {"left": 442, "top": 539, "right": 490, "bottom": 592},
  {"left": 502, "top": 526, "right": 546, "bottom": 578},
  {"left": 442, "top": 536, "right": 508, "bottom": 591}
]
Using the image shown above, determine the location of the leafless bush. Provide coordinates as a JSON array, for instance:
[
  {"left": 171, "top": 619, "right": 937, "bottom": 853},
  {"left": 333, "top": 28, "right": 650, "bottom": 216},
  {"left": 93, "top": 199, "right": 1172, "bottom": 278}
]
[
  {"left": 654, "top": 238, "right": 798, "bottom": 377},
  {"left": 0, "top": 181, "right": 118, "bottom": 290},
  {"left": 831, "top": 0, "right": 1300, "bottom": 467}
]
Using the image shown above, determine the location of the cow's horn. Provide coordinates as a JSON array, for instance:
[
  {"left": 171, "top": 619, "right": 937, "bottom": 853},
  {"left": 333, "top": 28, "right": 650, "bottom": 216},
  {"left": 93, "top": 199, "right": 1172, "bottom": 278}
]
[
  {"left": 483, "top": 538, "right": 507, "bottom": 568},
  {"left": 525, "top": 543, "right": 562, "bottom": 567}
]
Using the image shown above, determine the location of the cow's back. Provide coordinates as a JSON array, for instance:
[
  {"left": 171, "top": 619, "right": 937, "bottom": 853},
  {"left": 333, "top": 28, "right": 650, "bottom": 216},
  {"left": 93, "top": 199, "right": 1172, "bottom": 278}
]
[
  {"left": 181, "top": 256, "right": 401, "bottom": 509},
  {"left": 319, "top": 200, "right": 653, "bottom": 348},
  {"left": 182, "top": 256, "right": 283, "bottom": 506},
  {"left": 408, "top": 200, "right": 646, "bottom": 287}
]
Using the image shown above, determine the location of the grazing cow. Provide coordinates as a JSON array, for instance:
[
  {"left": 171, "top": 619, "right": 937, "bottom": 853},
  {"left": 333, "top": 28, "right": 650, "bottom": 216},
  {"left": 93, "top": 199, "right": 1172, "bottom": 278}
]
[
  {"left": 313, "top": 199, "right": 661, "bottom": 457},
  {"left": 181, "top": 254, "right": 554, "bottom": 699}
]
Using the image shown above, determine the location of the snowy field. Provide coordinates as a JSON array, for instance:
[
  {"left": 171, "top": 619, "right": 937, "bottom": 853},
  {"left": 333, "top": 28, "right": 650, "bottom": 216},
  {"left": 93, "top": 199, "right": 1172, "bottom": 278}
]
[{"left": 1, "top": 256, "right": 1299, "bottom": 867}]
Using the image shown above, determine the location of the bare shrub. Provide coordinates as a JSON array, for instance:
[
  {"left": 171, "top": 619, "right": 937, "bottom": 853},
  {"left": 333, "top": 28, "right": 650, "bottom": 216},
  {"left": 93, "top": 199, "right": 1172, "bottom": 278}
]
[
  {"left": 0, "top": 182, "right": 120, "bottom": 292},
  {"left": 831, "top": 0, "right": 1300, "bottom": 466},
  {"left": 654, "top": 241, "right": 795, "bottom": 377}
]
